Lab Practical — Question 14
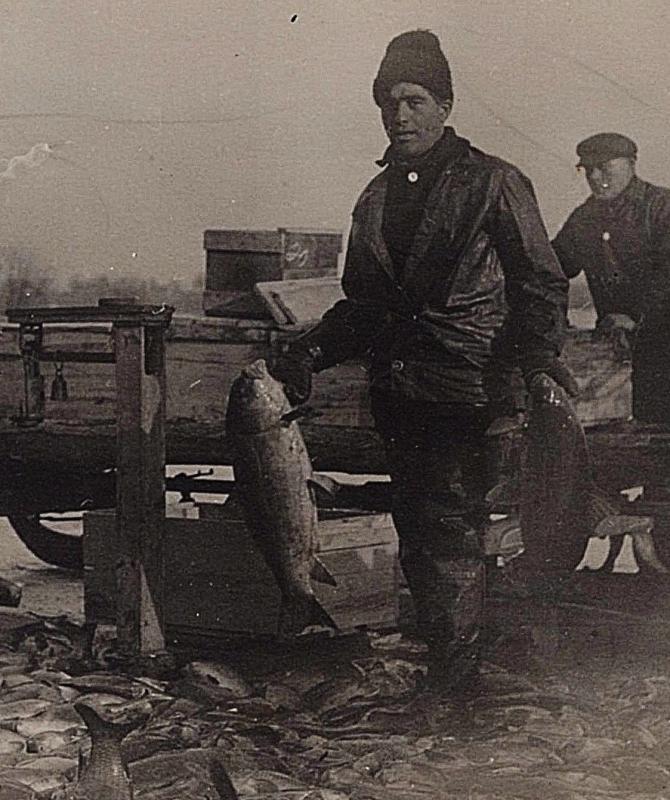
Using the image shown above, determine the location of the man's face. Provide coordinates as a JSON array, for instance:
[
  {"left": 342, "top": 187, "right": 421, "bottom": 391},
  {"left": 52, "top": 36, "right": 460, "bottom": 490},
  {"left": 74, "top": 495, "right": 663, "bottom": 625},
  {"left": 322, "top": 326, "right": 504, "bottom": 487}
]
[
  {"left": 381, "top": 82, "right": 450, "bottom": 159},
  {"left": 581, "top": 157, "right": 636, "bottom": 200}
]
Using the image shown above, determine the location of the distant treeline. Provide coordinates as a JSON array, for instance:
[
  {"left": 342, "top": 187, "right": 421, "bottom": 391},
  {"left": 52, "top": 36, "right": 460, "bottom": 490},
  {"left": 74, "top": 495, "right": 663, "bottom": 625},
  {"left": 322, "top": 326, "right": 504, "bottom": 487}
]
[{"left": 0, "top": 247, "right": 204, "bottom": 314}]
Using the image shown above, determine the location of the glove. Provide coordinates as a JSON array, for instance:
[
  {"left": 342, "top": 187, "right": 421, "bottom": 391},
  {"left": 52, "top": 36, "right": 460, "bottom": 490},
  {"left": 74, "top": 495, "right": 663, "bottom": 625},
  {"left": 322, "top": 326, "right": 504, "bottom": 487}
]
[
  {"left": 270, "top": 345, "right": 316, "bottom": 406},
  {"left": 523, "top": 356, "right": 579, "bottom": 398},
  {"left": 593, "top": 313, "right": 635, "bottom": 359}
]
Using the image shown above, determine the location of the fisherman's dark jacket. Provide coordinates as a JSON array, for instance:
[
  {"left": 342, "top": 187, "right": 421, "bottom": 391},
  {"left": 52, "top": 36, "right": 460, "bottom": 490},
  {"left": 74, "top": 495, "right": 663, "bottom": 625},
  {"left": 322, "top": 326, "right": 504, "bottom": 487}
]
[
  {"left": 553, "top": 176, "right": 670, "bottom": 423},
  {"left": 553, "top": 176, "right": 670, "bottom": 327},
  {"left": 309, "top": 127, "right": 568, "bottom": 407}
]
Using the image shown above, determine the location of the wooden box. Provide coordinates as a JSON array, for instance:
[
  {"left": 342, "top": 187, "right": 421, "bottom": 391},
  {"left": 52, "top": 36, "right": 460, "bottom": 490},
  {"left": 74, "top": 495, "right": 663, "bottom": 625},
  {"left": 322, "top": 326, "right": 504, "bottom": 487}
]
[
  {"left": 562, "top": 328, "right": 632, "bottom": 424},
  {"left": 83, "top": 502, "right": 399, "bottom": 643},
  {"left": 203, "top": 228, "right": 343, "bottom": 318}
]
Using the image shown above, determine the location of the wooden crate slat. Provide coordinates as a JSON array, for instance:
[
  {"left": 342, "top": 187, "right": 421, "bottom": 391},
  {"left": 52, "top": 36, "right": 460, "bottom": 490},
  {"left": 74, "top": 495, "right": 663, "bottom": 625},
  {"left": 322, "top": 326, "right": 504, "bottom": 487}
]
[{"left": 84, "top": 503, "right": 399, "bottom": 636}]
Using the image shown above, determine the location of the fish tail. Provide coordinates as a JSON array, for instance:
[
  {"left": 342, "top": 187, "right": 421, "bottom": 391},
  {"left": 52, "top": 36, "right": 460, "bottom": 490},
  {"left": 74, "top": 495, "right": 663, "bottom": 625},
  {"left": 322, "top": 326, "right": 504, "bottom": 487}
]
[
  {"left": 74, "top": 700, "right": 139, "bottom": 742},
  {"left": 632, "top": 530, "right": 669, "bottom": 574}
]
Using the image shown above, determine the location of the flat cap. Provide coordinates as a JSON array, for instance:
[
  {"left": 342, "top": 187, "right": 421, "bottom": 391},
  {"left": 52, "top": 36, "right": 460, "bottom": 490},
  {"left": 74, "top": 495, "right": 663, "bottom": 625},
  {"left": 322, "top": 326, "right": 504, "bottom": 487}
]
[{"left": 576, "top": 132, "right": 637, "bottom": 167}]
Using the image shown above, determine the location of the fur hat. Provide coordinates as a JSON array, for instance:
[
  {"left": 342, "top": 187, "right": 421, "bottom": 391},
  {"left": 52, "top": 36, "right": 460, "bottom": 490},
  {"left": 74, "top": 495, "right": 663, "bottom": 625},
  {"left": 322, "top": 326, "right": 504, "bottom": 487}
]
[{"left": 373, "top": 30, "right": 453, "bottom": 107}]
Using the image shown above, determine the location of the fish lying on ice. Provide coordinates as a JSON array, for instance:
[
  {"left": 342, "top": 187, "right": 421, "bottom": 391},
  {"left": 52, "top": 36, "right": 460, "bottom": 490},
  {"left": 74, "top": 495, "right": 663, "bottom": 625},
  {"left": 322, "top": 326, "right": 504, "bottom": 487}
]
[{"left": 226, "top": 359, "right": 337, "bottom": 636}]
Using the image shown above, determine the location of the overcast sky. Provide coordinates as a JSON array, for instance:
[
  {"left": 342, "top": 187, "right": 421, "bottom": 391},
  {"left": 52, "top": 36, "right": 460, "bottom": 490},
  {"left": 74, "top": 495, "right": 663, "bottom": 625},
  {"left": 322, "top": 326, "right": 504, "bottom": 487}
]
[{"left": 1, "top": 0, "right": 669, "bottom": 288}]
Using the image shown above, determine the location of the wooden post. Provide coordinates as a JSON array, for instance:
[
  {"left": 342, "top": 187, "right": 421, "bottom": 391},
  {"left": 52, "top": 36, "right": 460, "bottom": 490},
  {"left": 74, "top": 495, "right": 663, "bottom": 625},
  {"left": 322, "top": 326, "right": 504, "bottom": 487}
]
[
  {"left": 113, "top": 318, "right": 168, "bottom": 657},
  {"left": 6, "top": 301, "right": 174, "bottom": 659},
  {"left": 17, "top": 323, "right": 45, "bottom": 425}
]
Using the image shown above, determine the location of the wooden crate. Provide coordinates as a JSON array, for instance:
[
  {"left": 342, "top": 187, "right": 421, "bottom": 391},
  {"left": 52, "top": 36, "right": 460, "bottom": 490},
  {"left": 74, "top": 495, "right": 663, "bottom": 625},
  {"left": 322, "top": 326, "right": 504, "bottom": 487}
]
[
  {"left": 203, "top": 227, "right": 343, "bottom": 318},
  {"left": 83, "top": 502, "right": 399, "bottom": 643},
  {"left": 563, "top": 329, "right": 632, "bottom": 424}
]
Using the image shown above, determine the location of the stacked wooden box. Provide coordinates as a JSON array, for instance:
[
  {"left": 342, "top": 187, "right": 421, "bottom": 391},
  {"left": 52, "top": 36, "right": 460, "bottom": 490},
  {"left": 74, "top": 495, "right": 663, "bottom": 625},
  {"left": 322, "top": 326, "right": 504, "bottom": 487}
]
[
  {"left": 83, "top": 502, "right": 399, "bottom": 645},
  {"left": 203, "top": 227, "right": 343, "bottom": 318}
]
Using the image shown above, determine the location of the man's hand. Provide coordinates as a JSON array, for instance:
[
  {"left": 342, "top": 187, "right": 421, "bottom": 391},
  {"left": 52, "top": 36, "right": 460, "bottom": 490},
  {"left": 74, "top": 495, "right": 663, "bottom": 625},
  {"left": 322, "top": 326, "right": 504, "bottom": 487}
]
[
  {"left": 269, "top": 346, "right": 315, "bottom": 406},
  {"left": 593, "top": 313, "right": 636, "bottom": 357},
  {"left": 524, "top": 357, "right": 580, "bottom": 398},
  {"left": 485, "top": 412, "right": 526, "bottom": 438}
]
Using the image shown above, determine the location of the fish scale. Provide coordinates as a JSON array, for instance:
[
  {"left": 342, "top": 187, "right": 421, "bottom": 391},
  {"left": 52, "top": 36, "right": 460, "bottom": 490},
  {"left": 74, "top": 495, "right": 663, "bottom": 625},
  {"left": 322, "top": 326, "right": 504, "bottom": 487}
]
[
  {"left": 66, "top": 700, "right": 142, "bottom": 800},
  {"left": 519, "top": 373, "right": 592, "bottom": 578}
]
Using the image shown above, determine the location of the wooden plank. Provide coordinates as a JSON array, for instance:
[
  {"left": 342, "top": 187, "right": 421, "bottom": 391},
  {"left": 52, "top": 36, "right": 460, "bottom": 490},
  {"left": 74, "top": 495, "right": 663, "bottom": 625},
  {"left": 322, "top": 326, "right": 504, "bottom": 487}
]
[
  {"left": 113, "top": 323, "right": 166, "bottom": 656},
  {"left": 0, "top": 321, "right": 645, "bottom": 485},
  {"left": 7, "top": 305, "right": 172, "bottom": 325},
  {"left": 204, "top": 229, "right": 282, "bottom": 253},
  {"left": 254, "top": 277, "right": 344, "bottom": 325},
  {"left": 563, "top": 333, "right": 631, "bottom": 423},
  {"left": 199, "top": 505, "right": 397, "bottom": 551},
  {"left": 202, "top": 288, "right": 272, "bottom": 319},
  {"left": 318, "top": 513, "right": 396, "bottom": 551},
  {"left": 0, "top": 420, "right": 388, "bottom": 478}
]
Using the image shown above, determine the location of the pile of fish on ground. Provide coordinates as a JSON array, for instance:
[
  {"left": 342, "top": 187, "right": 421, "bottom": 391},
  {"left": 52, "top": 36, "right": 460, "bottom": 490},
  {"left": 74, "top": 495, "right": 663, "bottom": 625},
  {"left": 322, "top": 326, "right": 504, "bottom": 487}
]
[{"left": 0, "top": 614, "right": 669, "bottom": 799}]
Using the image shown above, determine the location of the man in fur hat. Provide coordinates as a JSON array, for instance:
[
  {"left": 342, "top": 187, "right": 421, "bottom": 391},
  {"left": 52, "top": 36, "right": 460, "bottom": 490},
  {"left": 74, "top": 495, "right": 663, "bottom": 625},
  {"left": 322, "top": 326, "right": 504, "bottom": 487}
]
[{"left": 271, "top": 30, "right": 574, "bottom": 691}]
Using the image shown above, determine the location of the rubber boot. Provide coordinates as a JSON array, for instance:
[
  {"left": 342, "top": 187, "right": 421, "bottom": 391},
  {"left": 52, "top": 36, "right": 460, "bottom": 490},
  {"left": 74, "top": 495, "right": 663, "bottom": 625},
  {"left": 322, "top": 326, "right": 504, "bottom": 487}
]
[{"left": 422, "top": 557, "right": 486, "bottom": 695}]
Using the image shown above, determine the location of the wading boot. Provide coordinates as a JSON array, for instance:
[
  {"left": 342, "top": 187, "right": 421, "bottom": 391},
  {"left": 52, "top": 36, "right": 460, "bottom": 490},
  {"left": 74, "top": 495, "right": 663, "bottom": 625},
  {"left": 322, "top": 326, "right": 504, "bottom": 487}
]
[{"left": 423, "top": 558, "right": 486, "bottom": 695}]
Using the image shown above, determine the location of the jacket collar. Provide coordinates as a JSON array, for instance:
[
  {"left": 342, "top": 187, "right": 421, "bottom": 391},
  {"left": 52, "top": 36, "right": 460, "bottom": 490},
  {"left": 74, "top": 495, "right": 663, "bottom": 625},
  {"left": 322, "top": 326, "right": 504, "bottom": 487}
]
[
  {"left": 586, "top": 175, "right": 646, "bottom": 215},
  {"left": 366, "top": 128, "right": 470, "bottom": 300},
  {"left": 375, "top": 126, "right": 464, "bottom": 169}
]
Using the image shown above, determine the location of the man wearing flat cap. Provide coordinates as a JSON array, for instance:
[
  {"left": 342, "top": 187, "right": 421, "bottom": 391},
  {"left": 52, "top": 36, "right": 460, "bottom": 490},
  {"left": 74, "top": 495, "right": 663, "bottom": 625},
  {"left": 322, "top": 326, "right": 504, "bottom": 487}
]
[
  {"left": 271, "top": 30, "right": 573, "bottom": 690},
  {"left": 554, "top": 133, "right": 670, "bottom": 422}
]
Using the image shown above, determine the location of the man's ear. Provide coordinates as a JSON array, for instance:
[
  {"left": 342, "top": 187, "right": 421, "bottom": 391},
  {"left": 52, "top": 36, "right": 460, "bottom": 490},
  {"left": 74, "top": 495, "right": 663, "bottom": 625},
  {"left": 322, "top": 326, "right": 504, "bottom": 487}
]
[{"left": 439, "top": 99, "right": 452, "bottom": 122}]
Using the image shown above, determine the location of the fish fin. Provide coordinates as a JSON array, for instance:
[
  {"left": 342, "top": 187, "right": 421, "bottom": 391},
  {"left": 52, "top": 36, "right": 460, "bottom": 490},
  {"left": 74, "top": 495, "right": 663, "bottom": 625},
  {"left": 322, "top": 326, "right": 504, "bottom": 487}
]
[
  {"left": 74, "top": 699, "right": 144, "bottom": 742},
  {"left": 631, "top": 530, "right": 669, "bottom": 574},
  {"left": 280, "top": 405, "right": 321, "bottom": 425},
  {"left": 310, "top": 555, "right": 337, "bottom": 586}
]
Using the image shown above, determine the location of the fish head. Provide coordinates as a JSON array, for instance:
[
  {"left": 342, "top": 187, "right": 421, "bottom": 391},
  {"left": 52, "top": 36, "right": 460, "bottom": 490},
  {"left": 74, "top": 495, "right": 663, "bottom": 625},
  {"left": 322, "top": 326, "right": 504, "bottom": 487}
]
[
  {"left": 226, "top": 359, "right": 291, "bottom": 433},
  {"left": 182, "top": 660, "right": 252, "bottom": 697}
]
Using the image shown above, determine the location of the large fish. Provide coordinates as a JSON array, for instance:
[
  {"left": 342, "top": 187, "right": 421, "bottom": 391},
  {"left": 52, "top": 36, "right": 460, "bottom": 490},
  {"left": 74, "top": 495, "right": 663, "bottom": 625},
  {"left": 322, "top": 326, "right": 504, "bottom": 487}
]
[
  {"left": 519, "top": 374, "right": 669, "bottom": 580},
  {"left": 226, "top": 359, "right": 337, "bottom": 636},
  {"left": 518, "top": 373, "right": 593, "bottom": 581}
]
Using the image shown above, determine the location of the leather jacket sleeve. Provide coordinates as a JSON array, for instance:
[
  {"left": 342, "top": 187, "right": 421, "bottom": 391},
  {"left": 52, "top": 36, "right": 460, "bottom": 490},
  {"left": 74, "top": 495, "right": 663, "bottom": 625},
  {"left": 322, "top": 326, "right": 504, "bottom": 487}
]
[
  {"left": 489, "top": 168, "right": 569, "bottom": 372},
  {"left": 288, "top": 227, "right": 387, "bottom": 372},
  {"left": 551, "top": 213, "right": 584, "bottom": 280}
]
